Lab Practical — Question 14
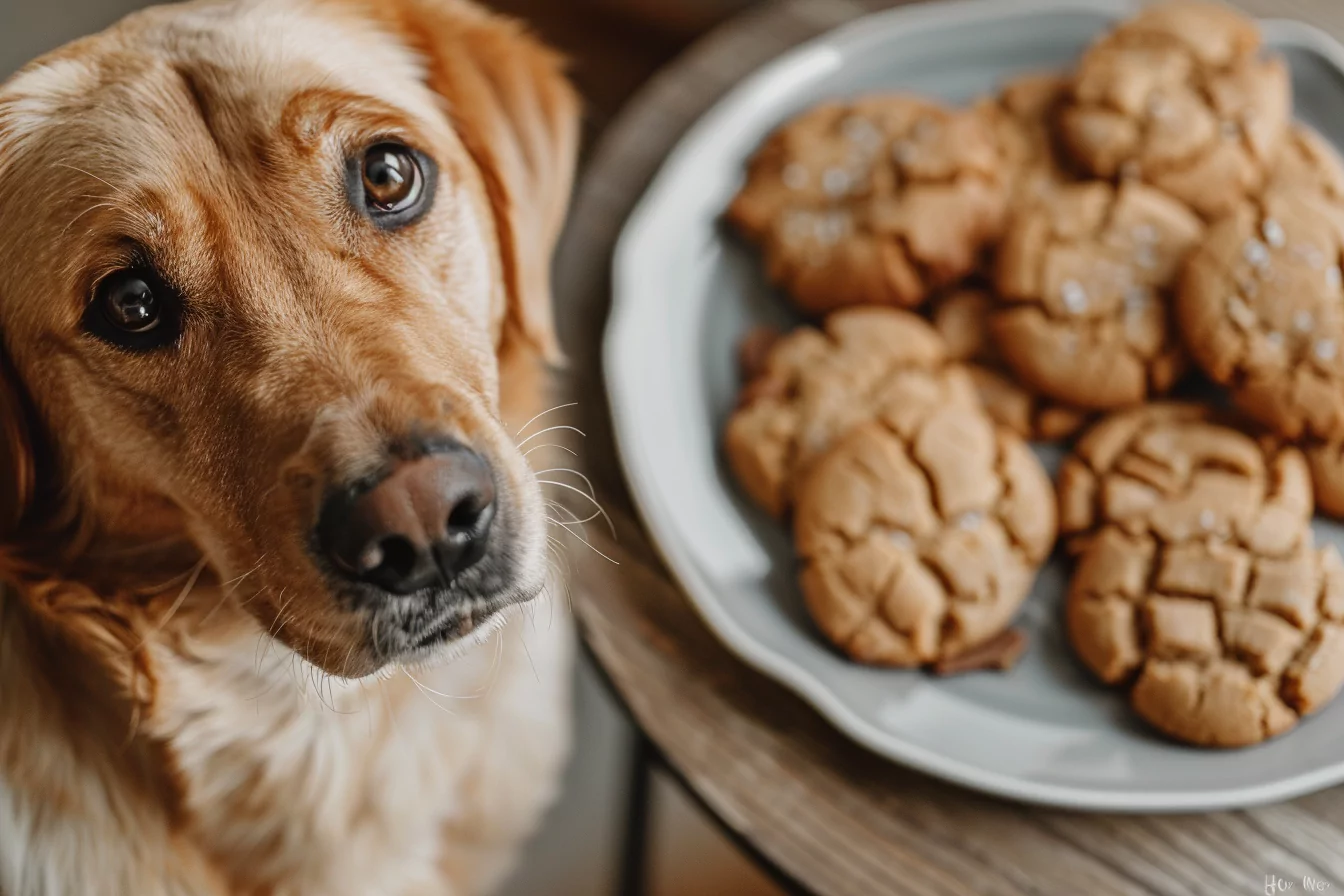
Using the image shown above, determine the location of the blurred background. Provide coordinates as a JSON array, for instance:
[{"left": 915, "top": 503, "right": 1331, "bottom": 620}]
[{"left": 0, "top": 0, "right": 772, "bottom": 894}]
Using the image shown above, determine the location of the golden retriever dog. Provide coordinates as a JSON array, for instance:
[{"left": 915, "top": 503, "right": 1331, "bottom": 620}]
[{"left": 0, "top": 0, "right": 580, "bottom": 892}]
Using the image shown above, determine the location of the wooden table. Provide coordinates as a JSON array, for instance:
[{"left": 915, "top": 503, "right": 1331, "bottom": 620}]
[{"left": 551, "top": 1, "right": 1344, "bottom": 894}]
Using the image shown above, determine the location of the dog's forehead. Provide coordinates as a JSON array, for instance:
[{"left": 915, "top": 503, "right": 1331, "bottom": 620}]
[{"left": 0, "top": 0, "right": 441, "bottom": 177}]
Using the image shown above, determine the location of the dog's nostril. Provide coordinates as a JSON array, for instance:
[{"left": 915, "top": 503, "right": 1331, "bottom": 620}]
[
  {"left": 447, "top": 495, "right": 486, "bottom": 533},
  {"left": 361, "top": 535, "right": 420, "bottom": 581}
]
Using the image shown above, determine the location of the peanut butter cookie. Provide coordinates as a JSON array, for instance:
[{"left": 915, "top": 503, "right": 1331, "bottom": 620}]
[
  {"left": 1058, "top": 1, "right": 1290, "bottom": 220},
  {"left": 1178, "top": 187, "right": 1344, "bottom": 440},
  {"left": 1059, "top": 406, "right": 1335, "bottom": 746},
  {"left": 1069, "top": 526, "right": 1344, "bottom": 747},
  {"left": 994, "top": 181, "right": 1203, "bottom": 409},
  {"left": 725, "top": 308, "right": 979, "bottom": 517},
  {"left": 794, "top": 407, "right": 1056, "bottom": 667},
  {"left": 727, "top": 95, "right": 1010, "bottom": 314},
  {"left": 929, "top": 288, "right": 1089, "bottom": 440},
  {"left": 1056, "top": 403, "right": 1313, "bottom": 552}
]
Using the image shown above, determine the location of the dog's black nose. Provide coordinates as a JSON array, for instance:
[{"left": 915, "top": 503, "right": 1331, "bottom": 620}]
[{"left": 318, "top": 441, "right": 496, "bottom": 595}]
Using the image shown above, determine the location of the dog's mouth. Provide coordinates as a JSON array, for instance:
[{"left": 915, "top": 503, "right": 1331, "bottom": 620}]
[
  {"left": 407, "top": 597, "right": 510, "bottom": 651},
  {"left": 364, "top": 574, "right": 546, "bottom": 666}
]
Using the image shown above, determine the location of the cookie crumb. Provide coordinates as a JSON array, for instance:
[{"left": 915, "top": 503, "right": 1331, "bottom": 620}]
[
  {"left": 932, "top": 629, "right": 1029, "bottom": 676},
  {"left": 1316, "top": 339, "right": 1337, "bottom": 362},
  {"left": 1199, "top": 509, "right": 1216, "bottom": 531},
  {"left": 1266, "top": 331, "right": 1285, "bottom": 350},
  {"left": 1328, "top": 266, "right": 1342, "bottom": 291},
  {"left": 1295, "top": 310, "right": 1315, "bottom": 333}
]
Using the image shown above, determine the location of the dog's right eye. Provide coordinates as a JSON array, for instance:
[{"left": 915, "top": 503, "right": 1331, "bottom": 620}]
[{"left": 84, "top": 267, "right": 181, "bottom": 351}]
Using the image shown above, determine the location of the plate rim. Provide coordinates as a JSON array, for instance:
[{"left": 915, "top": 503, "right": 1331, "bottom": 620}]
[{"left": 603, "top": 0, "right": 1344, "bottom": 812}]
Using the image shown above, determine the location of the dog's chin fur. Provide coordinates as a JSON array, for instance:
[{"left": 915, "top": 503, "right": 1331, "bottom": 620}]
[{"left": 0, "top": 0, "right": 581, "bottom": 893}]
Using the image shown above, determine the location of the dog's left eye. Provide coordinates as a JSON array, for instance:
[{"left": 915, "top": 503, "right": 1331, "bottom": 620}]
[
  {"left": 350, "top": 142, "right": 435, "bottom": 229},
  {"left": 84, "top": 266, "right": 181, "bottom": 351}
]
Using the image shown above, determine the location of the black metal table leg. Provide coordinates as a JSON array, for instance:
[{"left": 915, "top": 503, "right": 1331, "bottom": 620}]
[{"left": 616, "top": 728, "right": 656, "bottom": 896}]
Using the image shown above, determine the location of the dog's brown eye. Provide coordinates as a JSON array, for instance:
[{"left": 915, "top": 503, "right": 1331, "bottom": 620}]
[
  {"left": 84, "top": 265, "right": 181, "bottom": 351},
  {"left": 349, "top": 142, "right": 435, "bottom": 230},
  {"left": 100, "top": 271, "right": 161, "bottom": 333},
  {"left": 362, "top": 145, "right": 422, "bottom": 213}
]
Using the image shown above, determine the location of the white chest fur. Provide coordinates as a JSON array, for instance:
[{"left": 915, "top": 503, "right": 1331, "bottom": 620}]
[{"left": 0, "top": 597, "right": 573, "bottom": 896}]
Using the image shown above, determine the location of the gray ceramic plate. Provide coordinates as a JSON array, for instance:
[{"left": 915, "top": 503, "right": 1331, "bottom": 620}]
[{"left": 605, "top": 0, "right": 1344, "bottom": 811}]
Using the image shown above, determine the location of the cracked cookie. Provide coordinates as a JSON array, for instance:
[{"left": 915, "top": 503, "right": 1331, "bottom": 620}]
[
  {"left": 1058, "top": 0, "right": 1291, "bottom": 221},
  {"left": 1058, "top": 405, "right": 1334, "bottom": 745},
  {"left": 1068, "top": 526, "right": 1344, "bottom": 746},
  {"left": 794, "top": 406, "right": 1056, "bottom": 667},
  {"left": 1178, "top": 187, "right": 1344, "bottom": 440},
  {"left": 724, "top": 308, "right": 980, "bottom": 517},
  {"left": 994, "top": 181, "right": 1203, "bottom": 410},
  {"left": 726, "top": 95, "right": 1010, "bottom": 314},
  {"left": 929, "top": 288, "right": 1089, "bottom": 441},
  {"left": 1056, "top": 403, "right": 1313, "bottom": 552}
]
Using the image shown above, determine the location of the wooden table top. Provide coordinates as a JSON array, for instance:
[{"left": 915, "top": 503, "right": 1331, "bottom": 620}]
[{"left": 552, "top": 2, "right": 1344, "bottom": 894}]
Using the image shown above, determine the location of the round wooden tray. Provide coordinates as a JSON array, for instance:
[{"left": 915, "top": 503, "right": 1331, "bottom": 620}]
[{"left": 553, "top": 1, "right": 1344, "bottom": 893}]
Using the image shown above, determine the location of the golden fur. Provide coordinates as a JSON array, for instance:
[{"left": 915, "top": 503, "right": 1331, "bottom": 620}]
[{"left": 0, "top": 0, "right": 580, "bottom": 892}]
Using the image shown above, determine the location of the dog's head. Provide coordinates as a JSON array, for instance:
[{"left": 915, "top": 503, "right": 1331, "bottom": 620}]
[{"left": 0, "top": 0, "right": 578, "bottom": 675}]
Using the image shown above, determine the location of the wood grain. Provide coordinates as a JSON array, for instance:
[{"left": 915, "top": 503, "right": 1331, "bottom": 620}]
[{"left": 553, "top": 1, "right": 1344, "bottom": 894}]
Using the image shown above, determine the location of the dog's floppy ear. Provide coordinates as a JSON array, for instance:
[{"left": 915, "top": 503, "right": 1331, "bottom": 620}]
[
  {"left": 389, "top": 0, "right": 580, "bottom": 363},
  {"left": 0, "top": 349, "right": 36, "bottom": 543}
]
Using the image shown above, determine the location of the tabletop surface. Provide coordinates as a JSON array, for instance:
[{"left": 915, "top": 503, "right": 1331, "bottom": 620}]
[{"left": 552, "top": 1, "right": 1344, "bottom": 894}]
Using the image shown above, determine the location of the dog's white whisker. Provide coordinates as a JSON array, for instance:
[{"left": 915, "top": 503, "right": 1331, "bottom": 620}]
[
  {"left": 536, "top": 479, "right": 616, "bottom": 537},
  {"left": 194, "top": 554, "right": 269, "bottom": 632},
  {"left": 533, "top": 467, "right": 600, "bottom": 502},
  {"left": 519, "top": 634, "right": 540, "bottom": 685},
  {"left": 517, "top": 424, "right": 585, "bottom": 448},
  {"left": 546, "top": 498, "right": 601, "bottom": 527},
  {"left": 123, "top": 558, "right": 208, "bottom": 655},
  {"left": 547, "top": 520, "right": 619, "bottom": 565},
  {"left": 562, "top": 502, "right": 601, "bottom": 525},
  {"left": 514, "top": 401, "right": 579, "bottom": 439},
  {"left": 402, "top": 668, "right": 459, "bottom": 715},
  {"left": 222, "top": 556, "right": 268, "bottom": 591},
  {"left": 524, "top": 442, "right": 579, "bottom": 459},
  {"left": 255, "top": 587, "right": 294, "bottom": 674}
]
